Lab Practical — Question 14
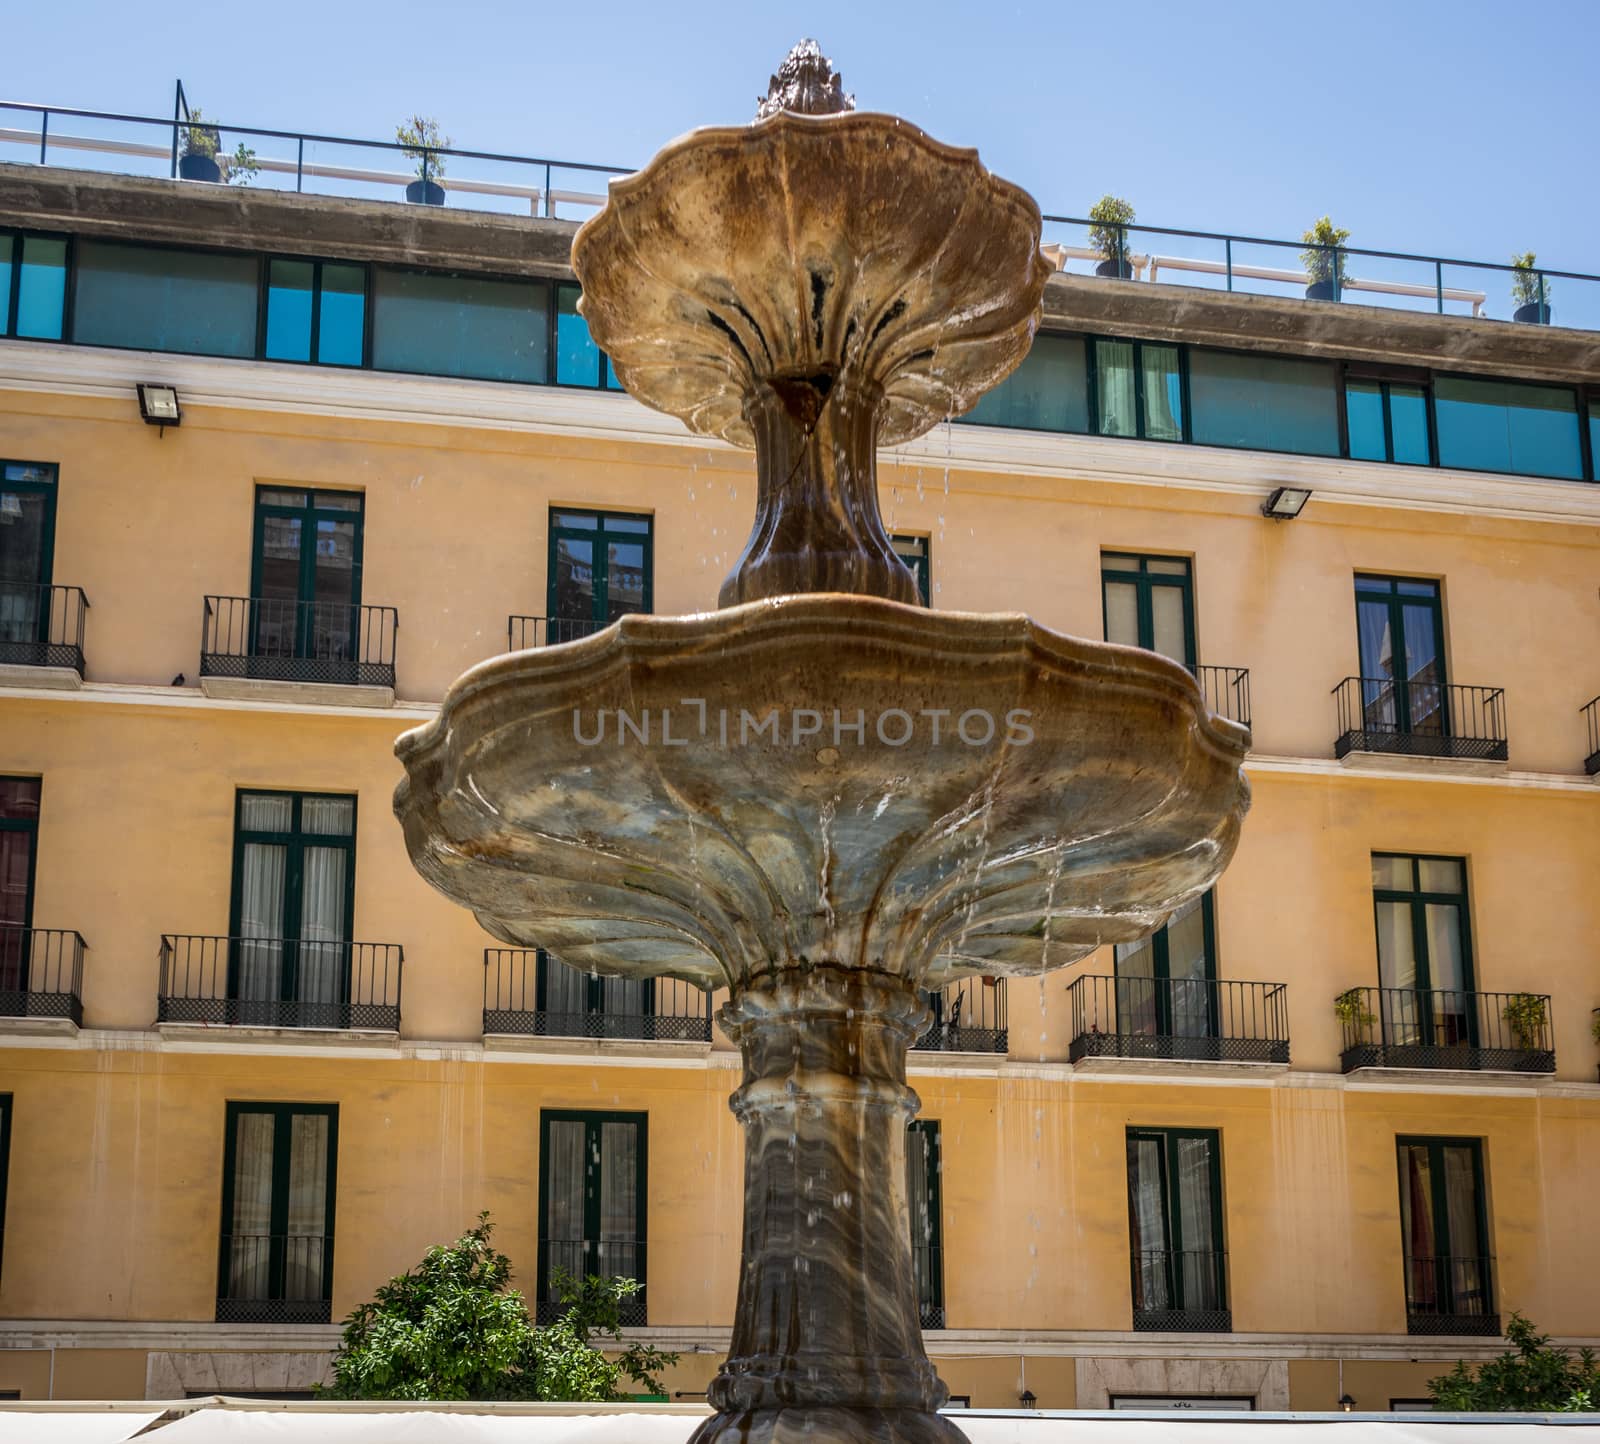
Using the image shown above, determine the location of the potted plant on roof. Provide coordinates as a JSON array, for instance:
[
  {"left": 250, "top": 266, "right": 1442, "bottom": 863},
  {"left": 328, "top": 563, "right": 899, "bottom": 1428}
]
[
  {"left": 398, "top": 115, "right": 450, "bottom": 206},
  {"left": 1511, "top": 252, "right": 1552, "bottom": 325},
  {"left": 1301, "top": 216, "right": 1352, "bottom": 301},
  {"left": 1088, "top": 194, "right": 1136, "bottom": 278},
  {"left": 178, "top": 109, "right": 223, "bottom": 183}
]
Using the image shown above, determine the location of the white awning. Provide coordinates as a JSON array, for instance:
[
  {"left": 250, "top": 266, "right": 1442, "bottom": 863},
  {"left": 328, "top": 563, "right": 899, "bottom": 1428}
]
[{"left": 0, "top": 1413, "right": 162, "bottom": 1444}]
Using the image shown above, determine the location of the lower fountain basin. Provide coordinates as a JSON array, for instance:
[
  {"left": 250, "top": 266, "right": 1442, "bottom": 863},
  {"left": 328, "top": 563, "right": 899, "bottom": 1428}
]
[{"left": 394, "top": 595, "right": 1249, "bottom": 991}]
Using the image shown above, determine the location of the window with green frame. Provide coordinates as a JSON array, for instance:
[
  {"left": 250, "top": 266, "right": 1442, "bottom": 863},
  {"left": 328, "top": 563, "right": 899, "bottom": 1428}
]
[
  {"left": 1114, "top": 892, "right": 1216, "bottom": 1040},
  {"left": 1396, "top": 1136, "right": 1495, "bottom": 1334},
  {"left": 1126, "top": 1127, "right": 1228, "bottom": 1331},
  {"left": 1, "top": 232, "right": 67, "bottom": 340},
  {"left": 1353, "top": 574, "right": 1446, "bottom": 737},
  {"left": 1101, "top": 553, "right": 1196, "bottom": 669},
  {"left": 370, "top": 265, "right": 549, "bottom": 384},
  {"left": 1092, "top": 338, "right": 1185, "bottom": 441},
  {"left": 548, "top": 509, "right": 652, "bottom": 641},
  {"left": 0, "top": 1092, "right": 11, "bottom": 1282},
  {"left": 892, "top": 535, "right": 931, "bottom": 606},
  {"left": 1, "top": 777, "right": 41, "bottom": 940},
  {"left": 217, "top": 1101, "right": 338, "bottom": 1323},
  {"left": 554, "top": 281, "right": 624, "bottom": 388},
  {"left": 1345, "top": 374, "right": 1432, "bottom": 466},
  {"left": 1434, "top": 376, "right": 1582, "bottom": 481},
  {"left": 963, "top": 332, "right": 1089, "bottom": 433},
  {"left": 1187, "top": 349, "right": 1340, "bottom": 457},
  {"left": 538, "top": 1110, "right": 647, "bottom": 1324},
  {"left": 1, "top": 463, "right": 58, "bottom": 655},
  {"left": 1371, "top": 854, "right": 1474, "bottom": 1048},
  {"left": 250, "top": 488, "right": 364, "bottom": 667},
  {"left": 229, "top": 792, "right": 357, "bottom": 1019},
  {"left": 263, "top": 258, "right": 367, "bottom": 367},
  {"left": 907, "top": 1119, "right": 943, "bottom": 1328}
]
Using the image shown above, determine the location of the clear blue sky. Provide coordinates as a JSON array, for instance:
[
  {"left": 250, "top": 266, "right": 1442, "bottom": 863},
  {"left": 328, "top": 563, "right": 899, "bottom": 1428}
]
[{"left": 7, "top": 0, "right": 1597, "bottom": 271}]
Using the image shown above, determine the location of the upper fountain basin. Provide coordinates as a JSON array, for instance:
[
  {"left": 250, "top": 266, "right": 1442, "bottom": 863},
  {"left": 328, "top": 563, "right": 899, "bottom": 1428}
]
[
  {"left": 393, "top": 598, "right": 1250, "bottom": 993},
  {"left": 571, "top": 110, "right": 1054, "bottom": 450}
]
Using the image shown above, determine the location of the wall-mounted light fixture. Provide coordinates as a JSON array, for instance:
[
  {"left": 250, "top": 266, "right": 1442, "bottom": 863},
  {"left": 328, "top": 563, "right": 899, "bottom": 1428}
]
[
  {"left": 1262, "top": 485, "right": 1312, "bottom": 520},
  {"left": 1018, "top": 1389, "right": 1037, "bottom": 1410},
  {"left": 1339, "top": 1394, "right": 1357, "bottom": 1413},
  {"left": 136, "top": 383, "right": 182, "bottom": 436}
]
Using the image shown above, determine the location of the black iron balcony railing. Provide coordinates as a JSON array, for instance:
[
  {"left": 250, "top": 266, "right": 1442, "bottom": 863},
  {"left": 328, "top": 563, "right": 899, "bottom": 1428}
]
[
  {"left": 536, "top": 1238, "right": 645, "bottom": 1325},
  {"left": 506, "top": 615, "right": 610, "bottom": 650},
  {"left": 1403, "top": 1254, "right": 1499, "bottom": 1336},
  {"left": 483, "top": 948, "right": 712, "bottom": 1041},
  {"left": 216, "top": 1233, "right": 333, "bottom": 1324},
  {"left": 0, "top": 926, "right": 86, "bottom": 1024},
  {"left": 1337, "top": 987, "right": 1554, "bottom": 1074},
  {"left": 159, "top": 935, "right": 403, "bottom": 1031},
  {"left": 0, "top": 583, "right": 89, "bottom": 676},
  {"left": 200, "top": 596, "right": 397, "bottom": 690},
  {"left": 1130, "top": 1248, "right": 1231, "bottom": 1333},
  {"left": 912, "top": 978, "right": 1008, "bottom": 1054},
  {"left": 1333, "top": 677, "right": 1508, "bottom": 762},
  {"left": 1582, "top": 696, "right": 1600, "bottom": 775},
  {"left": 913, "top": 1242, "right": 944, "bottom": 1330},
  {"left": 1194, "top": 665, "right": 1251, "bottom": 729},
  {"left": 1066, "top": 975, "right": 1288, "bottom": 1065}
]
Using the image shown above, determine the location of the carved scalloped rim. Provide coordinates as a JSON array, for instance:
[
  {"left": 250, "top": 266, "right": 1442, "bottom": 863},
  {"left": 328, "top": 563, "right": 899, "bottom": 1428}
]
[
  {"left": 570, "top": 110, "right": 1052, "bottom": 450},
  {"left": 394, "top": 598, "right": 1250, "bottom": 988}
]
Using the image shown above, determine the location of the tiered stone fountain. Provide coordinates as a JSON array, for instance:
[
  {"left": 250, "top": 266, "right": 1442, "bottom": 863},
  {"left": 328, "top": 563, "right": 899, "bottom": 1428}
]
[{"left": 395, "top": 41, "right": 1250, "bottom": 1444}]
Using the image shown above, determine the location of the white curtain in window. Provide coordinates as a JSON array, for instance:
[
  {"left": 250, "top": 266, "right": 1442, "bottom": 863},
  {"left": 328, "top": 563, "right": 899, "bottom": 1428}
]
[
  {"left": 543, "top": 957, "right": 587, "bottom": 1018},
  {"left": 1095, "top": 341, "right": 1137, "bottom": 437},
  {"left": 1165, "top": 897, "right": 1212, "bottom": 1039},
  {"left": 284, "top": 1114, "right": 329, "bottom": 1300},
  {"left": 297, "top": 847, "right": 347, "bottom": 1006},
  {"left": 228, "top": 1112, "right": 275, "bottom": 1300},
  {"left": 1127, "top": 1137, "right": 1168, "bottom": 1310},
  {"left": 1175, "top": 1136, "right": 1220, "bottom": 1310},
  {"left": 544, "top": 1120, "right": 586, "bottom": 1298},
  {"left": 237, "top": 843, "right": 286, "bottom": 1002},
  {"left": 1141, "top": 346, "right": 1183, "bottom": 441},
  {"left": 1114, "top": 931, "right": 1157, "bottom": 1038},
  {"left": 598, "top": 1121, "right": 639, "bottom": 1284}
]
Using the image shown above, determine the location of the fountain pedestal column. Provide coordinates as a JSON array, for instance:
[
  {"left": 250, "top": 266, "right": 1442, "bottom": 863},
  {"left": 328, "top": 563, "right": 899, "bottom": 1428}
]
[{"left": 692, "top": 965, "right": 967, "bottom": 1444}]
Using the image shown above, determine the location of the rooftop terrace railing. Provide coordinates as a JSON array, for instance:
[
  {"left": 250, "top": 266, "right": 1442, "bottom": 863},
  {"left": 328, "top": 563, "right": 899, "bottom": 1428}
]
[{"left": 2, "top": 94, "right": 1596, "bottom": 330}]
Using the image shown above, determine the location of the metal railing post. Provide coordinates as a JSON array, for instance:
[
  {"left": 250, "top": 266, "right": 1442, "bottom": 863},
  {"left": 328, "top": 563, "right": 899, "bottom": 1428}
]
[
  {"left": 1436, "top": 260, "right": 1444, "bottom": 314},
  {"left": 296, "top": 136, "right": 304, "bottom": 193},
  {"left": 1224, "top": 236, "right": 1233, "bottom": 292}
]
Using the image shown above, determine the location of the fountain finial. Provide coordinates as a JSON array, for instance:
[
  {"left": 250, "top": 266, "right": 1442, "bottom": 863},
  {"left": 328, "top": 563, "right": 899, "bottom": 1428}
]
[{"left": 756, "top": 38, "right": 855, "bottom": 119}]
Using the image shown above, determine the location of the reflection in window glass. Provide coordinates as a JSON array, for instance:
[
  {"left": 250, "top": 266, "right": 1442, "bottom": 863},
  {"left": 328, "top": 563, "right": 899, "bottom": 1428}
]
[
  {"left": 17, "top": 237, "right": 68, "bottom": 341},
  {"left": 73, "top": 240, "right": 257, "bottom": 356},
  {"left": 1189, "top": 350, "right": 1339, "bottom": 456},
  {"left": 1346, "top": 381, "right": 1387, "bottom": 461},
  {"left": 371, "top": 267, "right": 549, "bottom": 383},
  {"left": 318, "top": 264, "right": 366, "bottom": 367},
  {"left": 555, "top": 284, "right": 601, "bottom": 386},
  {"left": 1434, "top": 377, "right": 1581, "bottom": 480},
  {"left": 1389, "top": 385, "right": 1430, "bottom": 465},
  {"left": 1345, "top": 380, "right": 1433, "bottom": 467},
  {"left": 265, "top": 259, "right": 314, "bottom": 362},
  {"left": 963, "top": 333, "right": 1088, "bottom": 432}
]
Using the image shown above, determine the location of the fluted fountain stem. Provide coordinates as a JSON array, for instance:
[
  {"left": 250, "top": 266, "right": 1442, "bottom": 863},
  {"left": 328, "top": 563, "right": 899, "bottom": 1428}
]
[{"left": 691, "top": 965, "right": 968, "bottom": 1444}]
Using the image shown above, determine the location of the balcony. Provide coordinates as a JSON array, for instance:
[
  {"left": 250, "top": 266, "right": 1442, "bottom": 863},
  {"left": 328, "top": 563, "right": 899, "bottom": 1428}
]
[
  {"left": 537, "top": 1239, "right": 645, "bottom": 1325},
  {"left": 1131, "top": 1248, "right": 1231, "bottom": 1333},
  {"left": 1066, "top": 975, "right": 1289, "bottom": 1068},
  {"left": 483, "top": 948, "right": 712, "bottom": 1043},
  {"left": 1583, "top": 696, "right": 1600, "bottom": 775},
  {"left": 216, "top": 1233, "right": 333, "bottom": 1324},
  {"left": 1404, "top": 1254, "right": 1499, "bottom": 1337},
  {"left": 199, "top": 596, "right": 398, "bottom": 704},
  {"left": 507, "top": 615, "right": 609, "bottom": 650},
  {"left": 1333, "top": 677, "right": 1508, "bottom": 763},
  {"left": 0, "top": 583, "right": 89, "bottom": 686},
  {"left": 1337, "top": 987, "right": 1554, "bottom": 1075},
  {"left": 158, "top": 935, "right": 403, "bottom": 1032},
  {"left": 1194, "top": 665, "right": 1251, "bottom": 729},
  {"left": 911, "top": 978, "right": 1008, "bottom": 1055},
  {"left": 0, "top": 926, "right": 86, "bottom": 1026}
]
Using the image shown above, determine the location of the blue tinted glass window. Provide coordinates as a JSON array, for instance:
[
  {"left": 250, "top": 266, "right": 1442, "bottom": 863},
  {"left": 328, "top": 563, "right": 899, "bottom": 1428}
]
[
  {"left": 1589, "top": 403, "right": 1599, "bottom": 482},
  {"left": 17, "top": 236, "right": 67, "bottom": 340},
  {"left": 1141, "top": 343, "right": 1183, "bottom": 441},
  {"left": 1389, "top": 385, "right": 1430, "bottom": 466},
  {"left": 1434, "top": 377, "right": 1581, "bottom": 480},
  {"left": 264, "top": 259, "right": 314, "bottom": 362},
  {"left": 1346, "top": 380, "right": 1386, "bottom": 461},
  {"left": 605, "top": 360, "right": 625, "bottom": 391},
  {"left": 555, "top": 284, "right": 600, "bottom": 386},
  {"left": 1189, "top": 350, "right": 1339, "bottom": 456},
  {"left": 0, "top": 235, "right": 12, "bottom": 333},
  {"left": 72, "top": 240, "right": 256, "bottom": 356},
  {"left": 371, "top": 268, "right": 549, "bottom": 383},
  {"left": 963, "top": 333, "right": 1088, "bottom": 432},
  {"left": 317, "top": 264, "right": 366, "bottom": 366}
]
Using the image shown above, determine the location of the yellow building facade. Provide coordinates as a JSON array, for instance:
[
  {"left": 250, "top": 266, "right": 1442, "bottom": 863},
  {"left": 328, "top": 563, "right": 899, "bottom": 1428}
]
[{"left": 0, "top": 163, "right": 1597, "bottom": 1411}]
